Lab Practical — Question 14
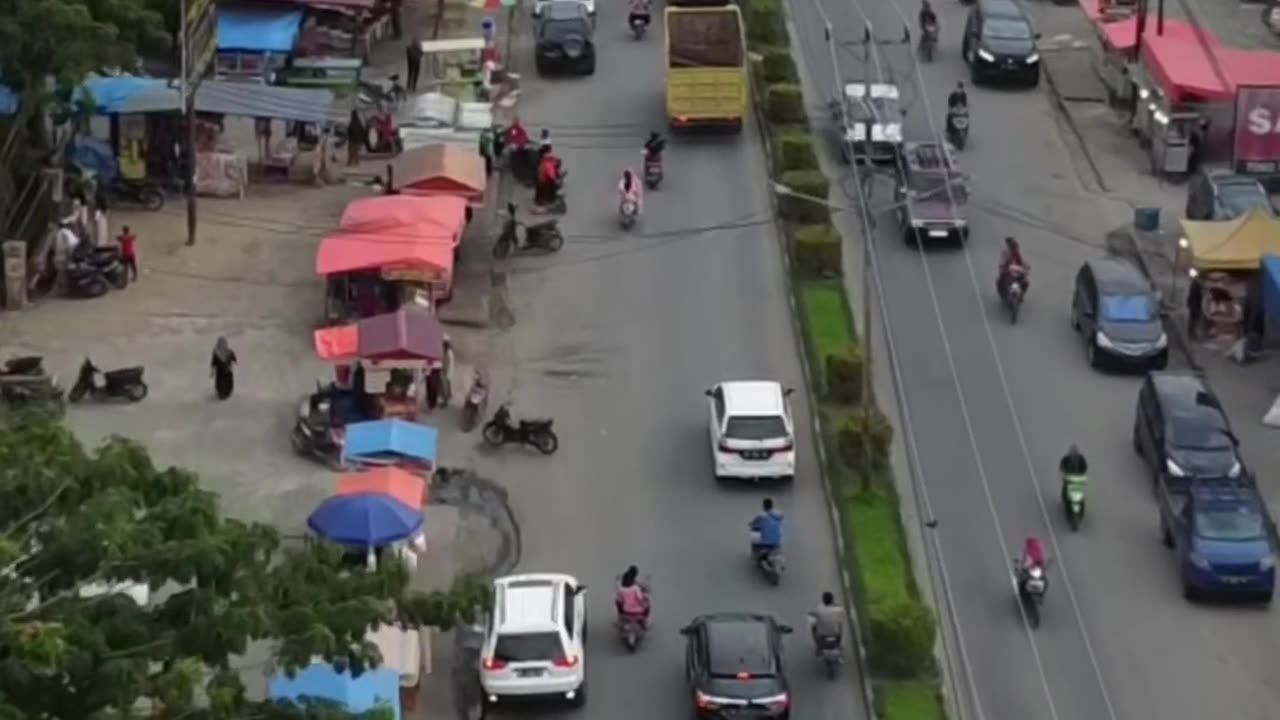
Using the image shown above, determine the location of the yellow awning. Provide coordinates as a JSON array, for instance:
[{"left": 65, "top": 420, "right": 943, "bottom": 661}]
[{"left": 1181, "top": 211, "right": 1280, "bottom": 272}]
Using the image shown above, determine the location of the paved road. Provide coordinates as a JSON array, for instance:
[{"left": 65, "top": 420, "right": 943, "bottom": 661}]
[
  {"left": 467, "top": 6, "right": 869, "bottom": 719},
  {"left": 786, "top": 0, "right": 1280, "bottom": 719}
]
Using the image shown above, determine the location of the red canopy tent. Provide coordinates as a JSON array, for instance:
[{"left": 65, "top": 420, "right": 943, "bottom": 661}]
[
  {"left": 391, "top": 144, "right": 487, "bottom": 203},
  {"left": 1139, "top": 33, "right": 1234, "bottom": 103},
  {"left": 1220, "top": 47, "right": 1280, "bottom": 88},
  {"left": 1096, "top": 16, "right": 1213, "bottom": 53},
  {"left": 336, "top": 467, "right": 427, "bottom": 507},
  {"left": 313, "top": 306, "right": 446, "bottom": 362},
  {"left": 340, "top": 195, "right": 468, "bottom": 245}
]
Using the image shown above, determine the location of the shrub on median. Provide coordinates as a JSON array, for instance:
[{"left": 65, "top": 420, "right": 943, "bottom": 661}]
[
  {"left": 765, "top": 83, "right": 805, "bottom": 124},
  {"left": 771, "top": 127, "right": 819, "bottom": 173},
  {"left": 746, "top": 0, "right": 786, "bottom": 45},
  {"left": 790, "top": 223, "right": 841, "bottom": 280},
  {"left": 823, "top": 347, "right": 864, "bottom": 404},
  {"left": 761, "top": 47, "right": 799, "bottom": 83},
  {"left": 777, "top": 169, "right": 830, "bottom": 224},
  {"left": 867, "top": 599, "right": 937, "bottom": 678},
  {"left": 836, "top": 406, "right": 893, "bottom": 481}
]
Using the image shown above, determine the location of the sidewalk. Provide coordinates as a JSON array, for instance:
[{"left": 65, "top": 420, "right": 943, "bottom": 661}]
[{"left": 1027, "top": 0, "right": 1280, "bottom": 497}]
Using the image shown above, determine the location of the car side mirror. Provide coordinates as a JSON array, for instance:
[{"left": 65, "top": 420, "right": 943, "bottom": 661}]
[
  {"left": 784, "top": 387, "right": 795, "bottom": 397},
  {"left": 704, "top": 389, "right": 714, "bottom": 397},
  {"left": 572, "top": 584, "right": 586, "bottom": 594},
  {"left": 1034, "top": 32, "right": 1043, "bottom": 39},
  {"left": 778, "top": 625, "right": 794, "bottom": 634},
  {"left": 679, "top": 625, "right": 693, "bottom": 635}
]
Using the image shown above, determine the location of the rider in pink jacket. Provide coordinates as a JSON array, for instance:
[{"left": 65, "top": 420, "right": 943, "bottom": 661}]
[{"left": 618, "top": 169, "right": 643, "bottom": 213}]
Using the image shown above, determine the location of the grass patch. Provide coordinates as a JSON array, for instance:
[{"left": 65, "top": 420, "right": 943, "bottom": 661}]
[
  {"left": 844, "top": 486, "right": 916, "bottom": 609},
  {"left": 878, "top": 681, "right": 947, "bottom": 720},
  {"left": 799, "top": 280, "right": 856, "bottom": 369}
]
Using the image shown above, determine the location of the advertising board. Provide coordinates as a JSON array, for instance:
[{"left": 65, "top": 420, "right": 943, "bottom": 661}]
[{"left": 1233, "top": 85, "right": 1280, "bottom": 175}]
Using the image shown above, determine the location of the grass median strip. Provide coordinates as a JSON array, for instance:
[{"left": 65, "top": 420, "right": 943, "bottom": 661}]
[{"left": 877, "top": 680, "right": 947, "bottom": 720}]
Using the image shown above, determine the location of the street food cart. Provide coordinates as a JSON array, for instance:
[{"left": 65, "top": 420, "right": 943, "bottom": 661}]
[
  {"left": 1183, "top": 211, "right": 1280, "bottom": 341},
  {"left": 316, "top": 194, "right": 467, "bottom": 322},
  {"left": 419, "top": 37, "right": 489, "bottom": 100},
  {"left": 341, "top": 418, "right": 439, "bottom": 473},
  {"left": 1091, "top": 13, "right": 1210, "bottom": 107},
  {"left": 1130, "top": 33, "right": 1234, "bottom": 177}
]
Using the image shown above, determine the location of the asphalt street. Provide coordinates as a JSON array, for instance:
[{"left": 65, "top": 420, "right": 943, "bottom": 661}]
[
  {"left": 468, "top": 5, "right": 869, "bottom": 719},
  {"left": 787, "top": 0, "right": 1280, "bottom": 719}
]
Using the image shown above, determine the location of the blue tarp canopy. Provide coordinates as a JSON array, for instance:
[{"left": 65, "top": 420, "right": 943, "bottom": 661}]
[
  {"left": 342, "top": 419, "right": 438, "bottom": 469},
  {"left": 1260, "top": 254, "right": 1280, "bottom": 328},
  {"left": 307, "top": 492, "right": 424, "bottom": 547},
  {"left": 218, "top": 6, "right": 304, "bottom": 52},
  {"left": 0, "top": 75, "right": 163, "bottom": 116},
  {"left": 269, "top": 664, "right": 401, "bottom": 720}
]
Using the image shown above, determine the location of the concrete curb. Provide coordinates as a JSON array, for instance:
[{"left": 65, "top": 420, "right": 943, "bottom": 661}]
[{"left": 748, "top": 28, "right": 878, "bottom": 720}]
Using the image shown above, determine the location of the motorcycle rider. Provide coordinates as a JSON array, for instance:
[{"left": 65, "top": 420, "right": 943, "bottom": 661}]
[
  {"left": 1059, "top": 443, "right": 1089, "bottom": 504},
  {"left": 997, "top": 236, "right": 1029, "bottom": 299},
  {"left": 628, "top": 0, "right": 653, "bottom": 31},
  {"left": 947, "top": 81, "right": 968, "bottom": 111},
  {"left": 1017, "top": 536, "right": 1048, "bottom": 596},
  {"left": 615, "top": 565, "right": 651, "bottom": 627},
  {"left": 808, "top": 591, "right": 844, "bottom": 654},
  {"left": 749, "top": 498, "right": 784, "bottom": 561},
  {"left": 619, "top": 169, "right": 643, "bottom": 215},
  {"left": 644, "top": 131, "right": 666, "bottom": 164}
]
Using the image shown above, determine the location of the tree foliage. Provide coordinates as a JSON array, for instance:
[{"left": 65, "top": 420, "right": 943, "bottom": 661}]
[{"left": 0, "top": 413, "right": 490, "bottom": 719}]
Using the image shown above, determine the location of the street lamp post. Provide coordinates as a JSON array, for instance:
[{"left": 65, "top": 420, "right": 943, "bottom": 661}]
[
  {"left": 773, "top": 183, "right": 873, "bottom": 490},
  {"left": 1172, "top": 236, "right": 1190, "bottom": 308}
]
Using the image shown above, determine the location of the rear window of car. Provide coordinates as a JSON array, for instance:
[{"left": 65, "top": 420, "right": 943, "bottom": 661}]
[
  {"left": 494, "top": 632, "right": 563, "bottom": 662},
  {"left": 1216, "top": 181, "right": 1273, "bottom": 218},
  {"left": 707, "top": 623, "right": 774, "bottom": 677},
  {"left": 725, "top": 415, "right": 788, "bottom": 440}
]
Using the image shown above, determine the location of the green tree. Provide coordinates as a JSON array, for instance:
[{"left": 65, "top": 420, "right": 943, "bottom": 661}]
[{"left": 0, "top": 414, "right": 490, "bottom": 719}]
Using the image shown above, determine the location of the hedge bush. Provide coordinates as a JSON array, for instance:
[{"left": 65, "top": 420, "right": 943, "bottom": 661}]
[
  {"left": 766, "top": 83, "right": 805, "bottom": 124},
  {"left": 761, "top": 47, "right": 799, "bottom": 84},
  {"left": 836, "top": 406, "right": 893, "bottom": 479},
  {"left": 777, "top": 169, "right": 829, "bottom": 224},
  {"left": 747, "top": 0, "right": 785, "bottom": 45},
  {"left": 772, "top": 127, "right": 819, "bottom": 173},
  {"left": 867, "top": 599, "right": 937, "bottom": 678},
  {"left": 824, "top": 347, "right": 863, "bottom": 404},
  {"left": 791, "top": 223, "right": 841, "bottom": 281}
]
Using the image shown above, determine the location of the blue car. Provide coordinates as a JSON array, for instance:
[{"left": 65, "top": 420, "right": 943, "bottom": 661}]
[{"left": 1159, "top": 478, "right": 1275, "bottom": 604}]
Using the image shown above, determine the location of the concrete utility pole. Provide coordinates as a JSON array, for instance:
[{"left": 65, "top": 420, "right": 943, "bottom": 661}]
[{"left": 179, "top": 0, "right": 197, "bottom": 246}]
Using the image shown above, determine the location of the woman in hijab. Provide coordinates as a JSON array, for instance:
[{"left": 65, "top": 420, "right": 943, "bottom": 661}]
[{"left": 211, "top": 337, "right": 238, "bottom": 400}]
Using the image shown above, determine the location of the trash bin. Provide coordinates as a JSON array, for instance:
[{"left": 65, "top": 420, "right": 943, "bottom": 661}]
[{"left": 1133, "top": 207, "right": 1160, "bottom": 232}]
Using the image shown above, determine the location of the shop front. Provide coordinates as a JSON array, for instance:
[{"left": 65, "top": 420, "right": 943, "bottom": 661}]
[{"left": 1182, "top": 211, "right": 1280, "bottom": 345}]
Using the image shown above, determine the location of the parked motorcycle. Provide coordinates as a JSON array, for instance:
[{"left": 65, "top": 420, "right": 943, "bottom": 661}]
[
  {"left": 999, "top": 266, "right": 1028, "bottom": 324},
  {"left": 64, "top": 264, "right": 111, "bottom": 299},
  {"left": 1061, "top": 474, "right": 1086, "bottom": 531},
  {"left": 291, "top": 384, "right": 346, "bottom": 470},
  {"left": 947, "top": 107, "right": 970, "bottom": 150},
  {"left": 1014, "top": 561, "right": 1048, "bottom": 628},
  {"left": 78, "top": 246, "right": 129, "bottom": 289},
  {"left": 68, "top": 358, "right": 147, "bottom": 403},
  {"left": 493, "top": 209, "right": 566, "bottom": 258},
  {"left": 750, "top": 534, "right": 785, "bottom": 586},
  {"left": 619, "top": 198, "right": 639, "bottom": 229},
  {"left": 64, "top": 166, "right": 165, "bottom": 212},
  {"left": 482, "top": 404, "right": 559, "bottom": 454},
  {"left": 460, "top": 372, "right": 489, "bottom": 432},
  {"left": 920, "top": 23, "right": 938, "bottom": 62}
]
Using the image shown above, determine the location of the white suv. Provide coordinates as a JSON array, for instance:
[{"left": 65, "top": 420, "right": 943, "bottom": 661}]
[
  {"left": 480, "top": 573, "right": 587, "bottom": 707},
  {"left": 706, "top": 381, "right": 797, "bottom": 482}
]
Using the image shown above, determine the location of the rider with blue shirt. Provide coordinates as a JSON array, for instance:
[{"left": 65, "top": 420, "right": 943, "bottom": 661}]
[{"left": 750, "top": 498, "right": 784, "bottom": 559}]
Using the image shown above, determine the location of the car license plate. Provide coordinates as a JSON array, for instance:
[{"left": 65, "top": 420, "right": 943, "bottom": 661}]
[
  {"left": 927, "top": 229, "right": 949, "bottom": 238},
  {"left": 1222, "top": 576, "right": 1248, "bottom": 584},
  {"left": 742, "top": 451, "right": 770, "bottom": 460},
  {"left": 516, "top": 669, "right": 543, "bottom": 678}
]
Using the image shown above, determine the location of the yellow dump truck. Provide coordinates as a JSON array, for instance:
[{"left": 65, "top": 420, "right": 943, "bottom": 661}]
[{"left": 664, "top": 4, "right": 748, "bottom": 133}]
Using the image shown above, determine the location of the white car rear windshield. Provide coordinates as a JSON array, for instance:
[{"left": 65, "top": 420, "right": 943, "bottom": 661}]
[
  {"left": 725, "top": 415, "right": 787, "bottom": 440},
  {"left": 494, "top": 632, "right": 564, "bottom": 662}
]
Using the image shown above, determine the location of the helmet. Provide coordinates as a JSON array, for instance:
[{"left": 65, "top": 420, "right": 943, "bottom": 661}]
[
  {"left": 762, "top": 498, "right": 774, "bottom": 511},
  {"left": 821, "top": 591, "right": 835, "bottom": 605}
]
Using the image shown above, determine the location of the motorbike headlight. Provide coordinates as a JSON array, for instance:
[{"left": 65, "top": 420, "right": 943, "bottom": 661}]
[
  {"left": 977, "top": 48, "right": 996, "bottom": 62},
  {"left": 1095, "top": 331, "right": 1115, "bottom": 349},
  {"left": 1189, "top": 552, "right": 1210, "bottom": 570},
  {"left": 1260, "top": 555, "right": 1275, "bottom": 570},
  {"left": 1165, "top": 458, "right": 1186, "bottom": 477},
  {"left": 1025, "top": 53, "right": 1040, "bottom": 64}
]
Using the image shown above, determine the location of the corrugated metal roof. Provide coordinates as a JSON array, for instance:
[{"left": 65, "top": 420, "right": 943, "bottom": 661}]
[{"left": 117, "top": 80, "right": 340, "bottom": 123}]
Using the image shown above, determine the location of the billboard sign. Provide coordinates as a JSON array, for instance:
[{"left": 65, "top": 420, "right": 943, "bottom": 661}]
[
  {"left": 184, "top": 0, "right": 217, "bottom": 88},
  {"left": 1233, "top": 85, "right": 1280, "bottom": 175}
]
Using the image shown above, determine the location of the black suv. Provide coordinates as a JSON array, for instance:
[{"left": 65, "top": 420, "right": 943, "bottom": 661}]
[
  {"left": 1184, "top": 169, "right": 1275, "bottom": 220},
  {"left": 896, "top": 141, "right": 969, "bottom": 245},
  {"left": 1071, "top": 257, "right": 1168, "bottom": 371},
  {"left": 963, "top": 0, "right": 1041, "bottom": 87},
  {"left": 1133, "top": 370, "right": 1244, "bottom": 493},
  {"left": 535, "top": 1, "right": 596, "bottom": 76},
  {"left": 681, "top": 613, "right": 793, "bottom": 719}
]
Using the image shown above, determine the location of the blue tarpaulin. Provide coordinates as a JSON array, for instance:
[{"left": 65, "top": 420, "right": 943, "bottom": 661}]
[
  {"left": 342, "top": 419, "right": 438, "bottom": 469},
  {"left": 269, "top": 664, "right": 401, "bottom": 719},
  {"left": 217, "top": 6, "right": 304, "bottom": 52},
  {"left": 0, "top": 75, "right": 161, "bottom": 116},
  {"left": 69, "top": 137, "right": 120, "bottom": 186},
  {"left": 1260, "top": 255, "right": 1280, "bottom": 342},
  {"left": 307, "top": 492, "right": 424, "bottom": 547}
]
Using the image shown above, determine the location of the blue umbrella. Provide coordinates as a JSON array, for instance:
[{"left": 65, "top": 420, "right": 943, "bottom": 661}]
[{"left": 307, "top": 492, "right": 424, "bottom": 547}]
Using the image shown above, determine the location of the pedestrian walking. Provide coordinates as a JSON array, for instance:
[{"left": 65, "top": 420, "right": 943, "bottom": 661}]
[
  {"left": 117, "top": 225, "right": 138, "bottom": 281},
  {"left": 425, "top": 364, "right": 443, "bottom": 410},
  {"left": 346, "top": 110, "right": 364, "bottom": 166},
  {"left": 211, "top": 337, "right": 238, "bottom": 400},
  {"left": 479, "top": 125, "right": 496, "bottom": 176},
  {"left": 405, "top": 39, "right": 423, "bottom": 92}
]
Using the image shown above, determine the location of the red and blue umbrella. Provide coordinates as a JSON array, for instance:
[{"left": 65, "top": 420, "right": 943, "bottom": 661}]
[{"left": 307, "top": 492, "right": 424, "bottom": 548}]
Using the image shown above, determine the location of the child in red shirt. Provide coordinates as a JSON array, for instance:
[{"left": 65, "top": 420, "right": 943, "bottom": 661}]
[{"left": 117, "top": 226, "right": 138, "bottom": 281}]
